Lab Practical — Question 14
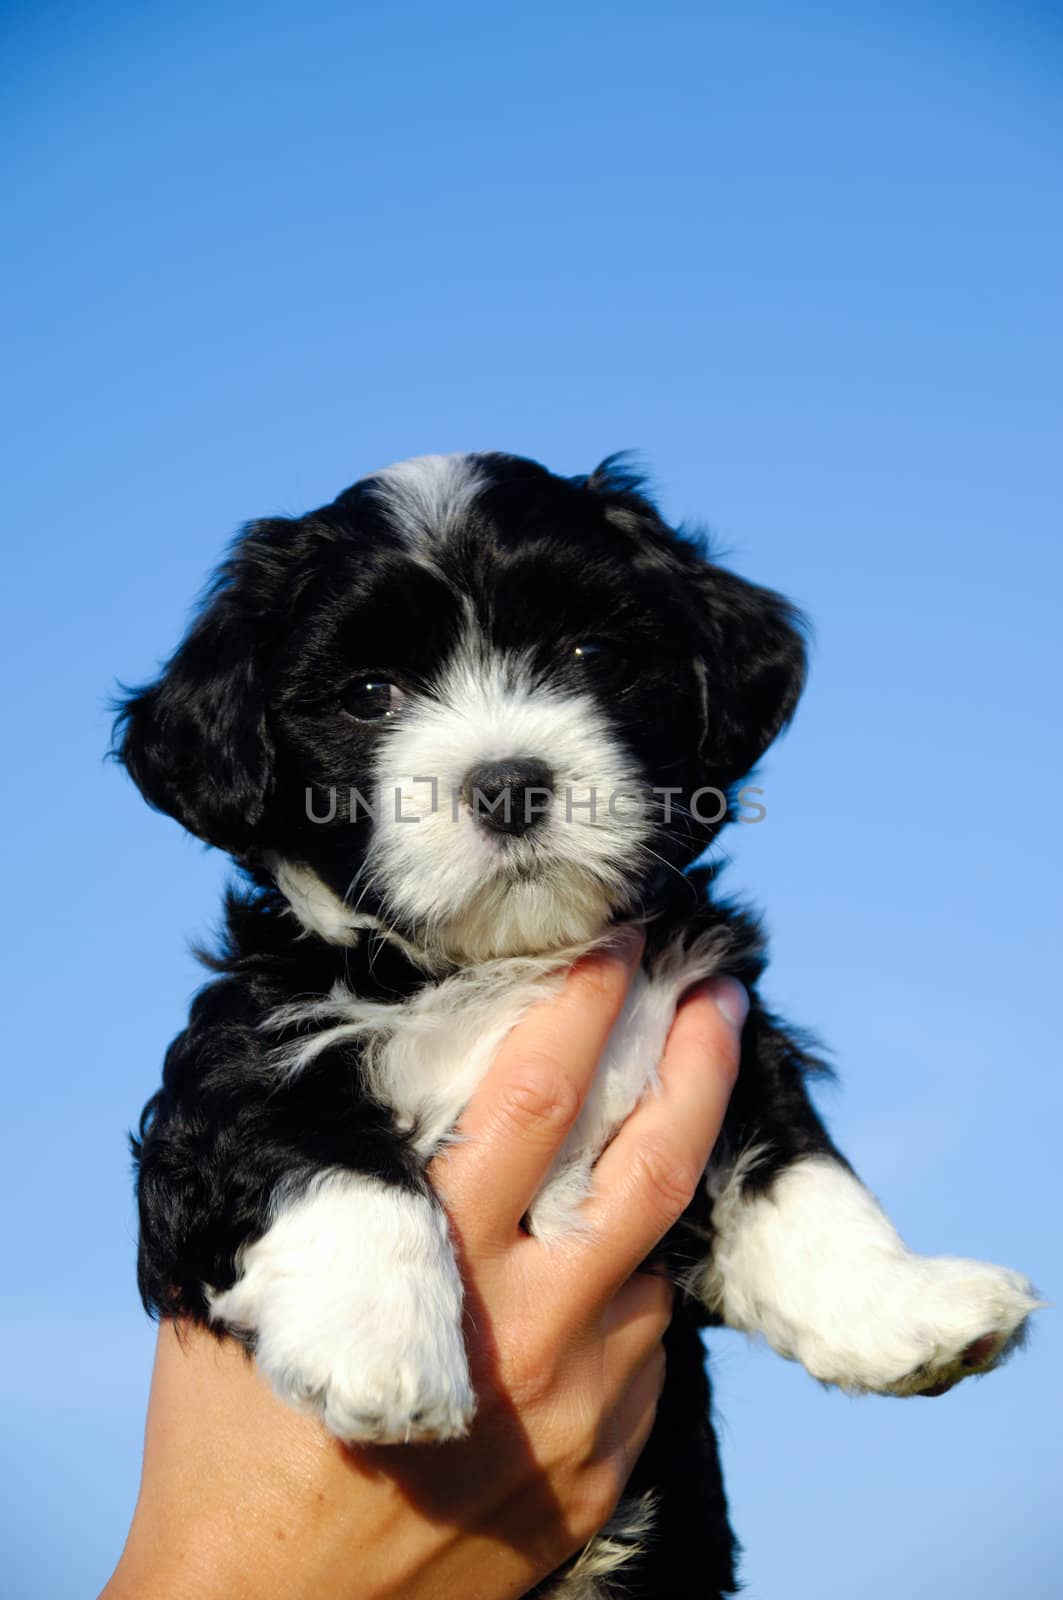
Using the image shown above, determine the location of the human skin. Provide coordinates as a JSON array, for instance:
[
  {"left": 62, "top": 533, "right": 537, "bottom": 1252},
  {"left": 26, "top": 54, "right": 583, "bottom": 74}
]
[{"left": 101, "top": 933, "right": 746, "bottom": 1600}]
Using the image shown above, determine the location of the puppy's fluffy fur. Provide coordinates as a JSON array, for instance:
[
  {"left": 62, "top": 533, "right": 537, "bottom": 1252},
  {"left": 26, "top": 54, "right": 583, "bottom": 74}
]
[{"left": 115, "top": 452, "right": 1037, "bottom": 1598}]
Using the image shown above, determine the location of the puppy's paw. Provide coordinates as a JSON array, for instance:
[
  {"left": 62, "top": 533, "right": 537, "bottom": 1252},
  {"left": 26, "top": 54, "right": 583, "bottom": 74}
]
[
  {"left": 703, "top": 1154, "right": 1041, "bottom": 1398},
  {"left": 207, "top": 1173, "right": 476, "bottom": 1444},
  {"left": 863, "top": 1257, "right": 1040, "bottom": 1398},
  {"left": 267, "top": 1293, "right": 476, "bottom": 1444},
  {"left": 781, "top": 1252, "right": 1040, "bottom": 1397}
]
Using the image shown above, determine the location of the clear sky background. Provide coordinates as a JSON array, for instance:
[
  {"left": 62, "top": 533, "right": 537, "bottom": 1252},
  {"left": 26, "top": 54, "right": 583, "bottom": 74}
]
[{"left": 2, "top": 3, "right": 1061, "bottom": 1596}]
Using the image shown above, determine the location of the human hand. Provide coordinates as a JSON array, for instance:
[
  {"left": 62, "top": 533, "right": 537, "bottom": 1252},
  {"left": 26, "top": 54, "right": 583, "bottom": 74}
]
[{"left": 101, "top": 935, "right": 744, "bottom": 1600}]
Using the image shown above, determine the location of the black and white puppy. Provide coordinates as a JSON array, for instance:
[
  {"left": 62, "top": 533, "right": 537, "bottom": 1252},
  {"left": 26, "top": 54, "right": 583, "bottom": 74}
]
[{"left": 115, "top": 452, "right": 1037, "bottom": 1598}]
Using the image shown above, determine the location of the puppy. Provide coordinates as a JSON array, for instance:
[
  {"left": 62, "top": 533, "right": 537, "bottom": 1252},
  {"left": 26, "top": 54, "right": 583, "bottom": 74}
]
[{"left": 115, "top": 452, "right": 1037, "bottom": 1598}]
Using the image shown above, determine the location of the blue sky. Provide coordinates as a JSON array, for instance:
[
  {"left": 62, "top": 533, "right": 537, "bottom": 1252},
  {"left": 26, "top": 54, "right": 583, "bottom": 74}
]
[{"left": 2, "top": 4, "right": 1061, "bottom": 1595}]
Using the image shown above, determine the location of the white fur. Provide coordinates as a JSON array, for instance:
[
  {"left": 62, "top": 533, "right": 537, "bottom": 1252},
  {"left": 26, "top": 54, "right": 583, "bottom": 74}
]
[
  {"left": 369, "top": 452, "right": 486, "bottom": 546},
  {"left": 267, "top": 949, "right": 572, "bottom": 1153},
  {"left": 207, "top": 1172, "right": 475, "bottom": 1443},
  {"left": 541, "top": 1493, "right": 659, "bottom": 1600},
  {"left": 698, "top": 1153, "right": 1040, "bottom": 1395},
  {"left": 268, "top": 856, "right": 361, "bottom": 945},
  {"left": 265, "top": 930, "right": 731, "bottom": 1211},
  {"left": 265, "top": 854, "right": 440, "bottom": 970},
  {"left": 365, "top": 642, "right": 652, "bottom": 962}
]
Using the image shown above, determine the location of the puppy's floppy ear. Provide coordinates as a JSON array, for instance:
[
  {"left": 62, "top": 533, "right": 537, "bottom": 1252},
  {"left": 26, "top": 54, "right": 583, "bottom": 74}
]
[
  {"left": 578, "top": 455, "right": 808, "bottom": 781},
  {"left": 113, "top": 518, "right": 297, "bottom": 856},
  {"left": 687, "top": 562, "right": 808, "bottom": 783}
]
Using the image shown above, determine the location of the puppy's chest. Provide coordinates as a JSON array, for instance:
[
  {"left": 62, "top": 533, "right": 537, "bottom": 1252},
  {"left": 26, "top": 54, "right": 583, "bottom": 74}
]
[{"left": 283, "top": 938, "right": 728, "bottom": 1202}]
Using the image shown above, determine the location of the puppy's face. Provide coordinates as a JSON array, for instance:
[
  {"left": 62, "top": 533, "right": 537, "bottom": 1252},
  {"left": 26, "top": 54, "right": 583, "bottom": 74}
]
[{"left": 117, "top": 453, "right": 805, "bottom": 962}]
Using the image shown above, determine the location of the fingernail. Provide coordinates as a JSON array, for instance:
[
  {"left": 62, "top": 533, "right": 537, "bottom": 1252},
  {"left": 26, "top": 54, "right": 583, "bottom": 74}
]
[
  {"left": 703, "top": 976, "right": 749, "bottom": 1032},
  {"left": 605, "top": 926, "right": 644, "bottom": 965}
]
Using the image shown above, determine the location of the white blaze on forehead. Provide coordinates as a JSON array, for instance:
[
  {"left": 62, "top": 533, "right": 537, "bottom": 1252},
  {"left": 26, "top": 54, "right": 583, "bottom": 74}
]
[{"left": 369, "top": 453, "right": 486, "bottom": 546}]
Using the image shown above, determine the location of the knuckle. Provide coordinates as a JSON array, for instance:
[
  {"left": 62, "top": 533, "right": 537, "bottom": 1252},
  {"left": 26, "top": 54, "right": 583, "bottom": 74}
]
[
  {"left": 508, "top": 1335, "right": 563, "bottom": 1406},
  {"left": 573, "top": 1464, "right": 625, "bottom": 1540},
  {"left": 571, "top": 949, "right": 629, "bottom": 1005},
  {"left": 495, "top": 1064, "right": 582, "bottom": 1141},
  {"left": 632, "top": 1135, "right": 701, "bottom": 1218}
]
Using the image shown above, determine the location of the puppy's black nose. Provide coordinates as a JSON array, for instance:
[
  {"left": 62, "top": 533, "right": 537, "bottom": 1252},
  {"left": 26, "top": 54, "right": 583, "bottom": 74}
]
[{"left": 462, "top": 758, "right": 554, "bottom": 837}]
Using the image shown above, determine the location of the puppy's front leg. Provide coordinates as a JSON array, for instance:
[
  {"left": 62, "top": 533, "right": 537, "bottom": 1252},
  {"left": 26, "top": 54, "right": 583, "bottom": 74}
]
[
  {"left": 695, "top": 1011, "right": 1039, "bottom": 1395},
  {"left": 700, "top": 1152, "right": 1039, "bottom": 1395},
  {"left": 208, "top": 1171, "right": 475, "bottom": 1444}
]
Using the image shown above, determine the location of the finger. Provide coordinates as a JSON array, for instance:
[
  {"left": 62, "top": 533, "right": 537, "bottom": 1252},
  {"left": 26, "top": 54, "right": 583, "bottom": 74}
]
[
  {"left": 431, "top": 929, "right": 645, "bottom": 1249},
  {"left": 601, "top": 1272, "right": 674, "bottom": 1395},
  {"left": 561, "top": 978, "right": 746, "bottom": 1308}
]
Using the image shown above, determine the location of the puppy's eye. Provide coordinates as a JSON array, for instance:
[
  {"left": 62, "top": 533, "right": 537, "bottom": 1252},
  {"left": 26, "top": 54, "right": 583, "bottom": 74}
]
[
  {"left": 572, "top": 642, "right": 609, "bottom": 662},
  {"left": 339, "top": 678, "right": 406, "bottom": 722}
]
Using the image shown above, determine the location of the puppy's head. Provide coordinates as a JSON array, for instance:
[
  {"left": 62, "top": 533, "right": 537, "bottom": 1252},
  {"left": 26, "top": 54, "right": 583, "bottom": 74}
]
[{"left": 115, "top": 452, "right": 805, "bottom": 961}]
